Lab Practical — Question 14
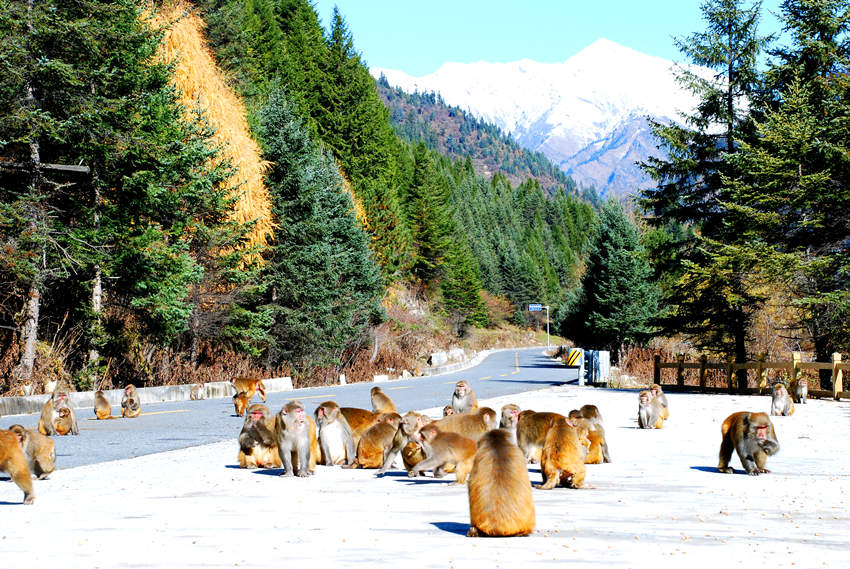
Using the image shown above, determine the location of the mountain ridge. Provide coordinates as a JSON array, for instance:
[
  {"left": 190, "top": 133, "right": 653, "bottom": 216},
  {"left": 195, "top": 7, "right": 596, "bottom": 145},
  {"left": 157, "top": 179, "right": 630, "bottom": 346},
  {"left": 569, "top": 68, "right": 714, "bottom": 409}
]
[{"left": 372, "top": 39, "right": 706, "bottom": 197}]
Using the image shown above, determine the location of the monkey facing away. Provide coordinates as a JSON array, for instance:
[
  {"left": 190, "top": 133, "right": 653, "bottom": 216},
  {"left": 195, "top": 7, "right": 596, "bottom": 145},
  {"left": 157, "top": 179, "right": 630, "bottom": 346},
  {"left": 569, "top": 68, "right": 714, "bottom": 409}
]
[
  {"left": 536, "top": 418, "right": 586, "bottom": 490},
  {"left": 233, "top": 392, "right": 249, "bottom": 417},
  {"left": 467, "top": 429, "right": 535, "bottom": 537},
  {"left": 370, "top": 386, "right": 397, "bottom": 414},
  {"left": 8, "top": 424, "right": 55, "bottom": 479},
  {"left": 516, "top": 411, "right": 567, "bottom": 463},
  {"left": 408, "top": 424, "right": 476, "bottom": 484},
  {"left": 38, "top": 390, "right": 79, "bottom": 436},
  {"left": 637, "top": 390, "right": 664, "bottom": 429},
  {"left": 0, "top": 429, "right": 35, "bottom": 504},
  {"left": 238, "top": 404, "right": 282, "bottom": 469},
  {"left": 314, "top": 401, "right": 356, "bottom": 466},
  {"left": 790, "top": 378, "right": 807, "bottom": 404},
  {"left": 718, "top": 411, "right": 780, "bottom": 475},
  {"left": 770, "top": 383, "right": 794, "bottom": 416},
  {"left": 451, "top": 380, "right": 478, "bottom": 414},
  {"left": 93, "top": 389, "right": 112, "bottom": 420},
  {"left": 354, "top": 413, "right": 403, "bottom": 469}
]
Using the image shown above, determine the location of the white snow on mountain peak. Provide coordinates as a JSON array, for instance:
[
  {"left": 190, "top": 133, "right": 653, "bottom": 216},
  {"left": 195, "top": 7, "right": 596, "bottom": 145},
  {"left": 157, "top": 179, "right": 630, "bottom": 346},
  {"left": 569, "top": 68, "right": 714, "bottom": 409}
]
[{"left": 374, "top": 39, "right": 709, "bottom": 196}]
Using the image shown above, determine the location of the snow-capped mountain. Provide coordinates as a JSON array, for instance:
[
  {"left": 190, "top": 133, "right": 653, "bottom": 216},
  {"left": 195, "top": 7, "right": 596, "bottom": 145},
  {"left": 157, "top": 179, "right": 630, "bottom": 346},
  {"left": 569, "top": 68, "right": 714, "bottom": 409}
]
[{"left": 373, "top": 39, "right": 706, "bottom": 197}]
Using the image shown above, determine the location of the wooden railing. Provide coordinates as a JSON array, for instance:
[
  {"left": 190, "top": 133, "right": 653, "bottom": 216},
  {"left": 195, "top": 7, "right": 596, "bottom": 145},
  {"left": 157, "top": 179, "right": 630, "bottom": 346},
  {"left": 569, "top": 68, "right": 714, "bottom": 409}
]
[{"left": 653, "top": 352, "right": 849, "bottom": 400}]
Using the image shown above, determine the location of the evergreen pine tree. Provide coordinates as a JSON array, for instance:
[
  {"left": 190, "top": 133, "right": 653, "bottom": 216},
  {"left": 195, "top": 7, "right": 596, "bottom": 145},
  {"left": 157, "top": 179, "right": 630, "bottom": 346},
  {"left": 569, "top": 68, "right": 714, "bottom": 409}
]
[{"left": 257, "top": 89, "right": 384, "bottom": 373}]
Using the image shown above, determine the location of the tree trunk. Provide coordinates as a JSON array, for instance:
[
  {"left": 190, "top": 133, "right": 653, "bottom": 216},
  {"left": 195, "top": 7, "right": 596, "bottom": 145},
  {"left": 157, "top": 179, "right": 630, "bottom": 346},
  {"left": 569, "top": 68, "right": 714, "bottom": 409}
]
[{"left": 13, "top": 284, "right": 41, "bottom": 382}]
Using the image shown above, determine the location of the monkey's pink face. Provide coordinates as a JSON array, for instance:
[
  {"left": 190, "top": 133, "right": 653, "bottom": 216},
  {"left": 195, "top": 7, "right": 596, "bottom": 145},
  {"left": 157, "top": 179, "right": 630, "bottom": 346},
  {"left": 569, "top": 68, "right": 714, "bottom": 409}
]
[
  {"left": 510, "top": 408, "right": 519, "bottom": 418},
  {"left": 250, "top": 411, "right": 264, "bottom": 423},
  {"left": 756, "top": 425, "right": 769, "bottom": 440},
  {"left": 316, "top": 407, "right": 325, "bottom": 419},
  {"left": 456, "top": 384, "right": 466, "bottom": 396},
  {"left": 640, "top": 394, "right": 649, "bottom": 404},
  {"left": 294, "top": 407, "right": 306, "bottom": 425}
]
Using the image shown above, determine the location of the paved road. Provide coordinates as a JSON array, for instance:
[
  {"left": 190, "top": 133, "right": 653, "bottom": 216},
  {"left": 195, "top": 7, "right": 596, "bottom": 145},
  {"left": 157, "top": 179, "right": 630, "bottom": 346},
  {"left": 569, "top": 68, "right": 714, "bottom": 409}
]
[{"left": 3, "top": 347, "right": 577, "bottom": 469}]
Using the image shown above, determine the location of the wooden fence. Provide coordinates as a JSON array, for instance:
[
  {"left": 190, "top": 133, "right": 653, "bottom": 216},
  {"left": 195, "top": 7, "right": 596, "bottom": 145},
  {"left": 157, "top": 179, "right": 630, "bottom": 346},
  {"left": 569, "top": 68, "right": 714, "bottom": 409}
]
[{"left": 653, "top": 352, "right": 849, "bottom": 400}]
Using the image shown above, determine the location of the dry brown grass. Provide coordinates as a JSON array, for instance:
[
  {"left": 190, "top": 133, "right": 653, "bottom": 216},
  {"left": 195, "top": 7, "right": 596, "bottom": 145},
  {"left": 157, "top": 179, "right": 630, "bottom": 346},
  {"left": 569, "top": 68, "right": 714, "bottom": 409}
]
[{"left": 146, "top": 2, "right": 273, "bottom": 258}]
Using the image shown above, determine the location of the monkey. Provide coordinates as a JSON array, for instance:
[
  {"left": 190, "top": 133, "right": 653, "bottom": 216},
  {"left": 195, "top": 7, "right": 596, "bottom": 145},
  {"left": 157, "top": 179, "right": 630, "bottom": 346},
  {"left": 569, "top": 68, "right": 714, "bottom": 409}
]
[
  {"left": 231, "top": 377, "right": 266, "bottom": 403},
  {"left": 54, "top": 407, "right": 75, "bottom": 435},
  {"left": 650, "top": 384, "right": 670, "bottom": 420},
  {"left": 718, "top": 411, "right": 780, "bottom": 475},
  {"left": 535, "top": 418, "right": 586, "bottom": 490},
  {"left": 93, "top": 389, "right": 112, "bottom": 420},
  {"left": 432, "top": 407, "right": 498, "bottom": 443},
  {"left": 8, "top": 424, "right": 55, "bottom": 479},
  {"left": 189, "top": 383, "right": 205, "bottom": 400},
  {"left": 314, "top": 401, "right": 356, "bottom": 467},
  {"left": 339, "top": 407, "right": 382, "bottom": 448},
  {"left": 275, "top": 401, "right": 318, "bottom": 477},
  {"left": 570, "top": 417, "right": 606, "bottom": 464},
  {"left": 0, "top": 429, "right": 35, "bottom": 504},
  {"left": 516, "top": 411, "right": 567, "bottom": 463},
  {"left": 467, "top": 429, "right": 536, "bottom": 537},
  {"left": 571, "top": 404, "right": 604, "bottom": 424},
  {"left": 442, "top": 405, "right": 454, "bottom": 417},
  {"left": 402, "top": 440, "right": 427, "bottom": 471},
  {"left": 637, "top": 390, "right": 664, "bottom": 429},
  {"left": 451, "top": 380, "right": 478, "bottom": 414},
  {"left": 353, "top": 413, "right": 403, "bottom": 468},
  {"left": 408, "top": 424, "right": 476, "bottom": 484},
  {"left": 378, "top": 411, "right": 431, "bottom": 475},
  {"left": 499, "top": 403, "right": 521, "bottom": 445},
  {"left": 38, "top": 390, "right": 79, "bottom": 436},
  {"left": 121, "top": 384, "right": 141, "bottom": 418},
  {"left": 790, "top": 378, "right": 807, "bottom": 404},
  {"left": 770, "top": 383, "right": 795, "bottom": 416},
  {"left": 237, "top": 403, "right": 282, "bottom": 469},
  {"left": 232, "top": 392, "right": 249, "bottom": 417},
  {"left": 370, "top": 386, "right": 397, "bottom": 414}
]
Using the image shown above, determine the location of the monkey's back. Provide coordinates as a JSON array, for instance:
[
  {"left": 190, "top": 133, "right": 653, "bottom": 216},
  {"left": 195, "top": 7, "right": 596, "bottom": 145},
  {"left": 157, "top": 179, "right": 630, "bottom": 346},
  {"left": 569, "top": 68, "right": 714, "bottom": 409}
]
[{"left": 468, "top": 430, "right": 535, "bottom": 537}]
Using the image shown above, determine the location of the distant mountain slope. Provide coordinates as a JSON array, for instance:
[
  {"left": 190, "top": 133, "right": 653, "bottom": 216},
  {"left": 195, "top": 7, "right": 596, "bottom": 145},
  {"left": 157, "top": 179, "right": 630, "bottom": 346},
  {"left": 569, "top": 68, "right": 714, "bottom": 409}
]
[
  {"left": 374, "top": 39, "right": 707, "bottom": 198},
  {"left": 376, "top": 76, "right": 594, "bottom": 201}
]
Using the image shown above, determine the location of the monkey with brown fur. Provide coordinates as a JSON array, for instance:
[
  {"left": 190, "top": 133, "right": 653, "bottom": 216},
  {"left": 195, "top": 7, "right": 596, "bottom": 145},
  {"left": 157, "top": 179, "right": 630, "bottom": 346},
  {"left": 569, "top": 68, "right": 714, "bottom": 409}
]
[
  {"left": 408, "top": 424, "right": 476, "bottom": 484},
  {"left": 121, "top": 384, "right": 141, "bottom": 418},
  {"left": 93, "top": 389, "right": 112, "bottom": 420},
  {"left": 38, "top": 390, "right": 79, "bottom": 436},
  {"left": 637, "top": 390, "right": 664, "bottom": 429},
  {"left": 353, "top": 412, "right": 403, "bottom": 468},
  {"left": 339, "top": 407, "right": 381, "bottom": 448},
  {"left": 276, "top": 401, "right": 318, "bottom": 477},
  {"left": 570, "top": 417, "right": 608, "bottom": 465},
  {"left": 190, "top": 383, "right": 205, "bottom": 400},
  {"left": 315, "top": 401, "right": 356, "bottom": 466},
  {"left": 770, "top": 383, "right": 795, "bottom": 416},
  {"left": 451, "top": 380, "right": 478, "bottom": 414},
  {"left": 370, "top": 386, "right": 397, "bottom": 414},
  {"left": 536, "top": 418, "right": 586, "bottom": 489},
  {"left": 233, "top": 392, "right": 249, "bottom": 417},
  {"left": 378, "top": 411, "right": 431, "bottom": 475},
  {"left": 0, "top": 430, "right": 35, "bottom": 504},
  {"left": 231, "top": 377, "right": 266, "bottom": 402},
  {"left": 442, "top": 405, "right": 454, "bottom": 417},
  {"left": 499, "top": 403, "right": 521, "bottom": 445},
  {"left": 516, "top": 411, "right": 567, "bottom": 463},
  {"left": 432, "top": 407, "right": 498, "bottom": 443},
  {"left": 649, "top": 385, "right": 670, "bottom": 420},
  {"left": 238, "top": 403, "right": 282, "bottom": 469},
  {"left": 718, "top": 411, "right": 780, "bottom": 475},
  {"left": 790, "top": 378, "right": 807, "bottom": 404},
  {"left": 467, "top": 429, "right": 535, "bottom": 537},
  {"left": 8, "top": 424, "right": 55, "bottom": 479},
  {"left": 54, "top": 407, "right": 75, "bottom": 435}
]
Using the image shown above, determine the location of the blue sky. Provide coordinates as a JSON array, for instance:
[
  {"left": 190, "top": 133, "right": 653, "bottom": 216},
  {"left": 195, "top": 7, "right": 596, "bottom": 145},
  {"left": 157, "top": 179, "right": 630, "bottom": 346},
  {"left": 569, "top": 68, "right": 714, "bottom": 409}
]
[{"left": 312, "top": 1, "right": 785, "bottom": 76}]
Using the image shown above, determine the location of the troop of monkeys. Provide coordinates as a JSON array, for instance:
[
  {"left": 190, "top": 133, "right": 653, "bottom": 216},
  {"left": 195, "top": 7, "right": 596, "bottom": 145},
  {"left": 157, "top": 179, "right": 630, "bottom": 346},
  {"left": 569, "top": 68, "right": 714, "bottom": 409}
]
[
  {"left": 1, "top": 377, "right": 789, "bottom": 523},
  {"left": 233, "top": 379, "right": 782, "bottom": 537}
]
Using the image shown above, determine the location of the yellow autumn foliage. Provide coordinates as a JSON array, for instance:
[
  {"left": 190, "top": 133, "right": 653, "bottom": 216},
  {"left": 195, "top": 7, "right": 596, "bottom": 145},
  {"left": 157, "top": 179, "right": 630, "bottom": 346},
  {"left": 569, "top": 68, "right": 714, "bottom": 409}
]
[{"left": 146, "top": 2, "right": 273, "bottom": 258}]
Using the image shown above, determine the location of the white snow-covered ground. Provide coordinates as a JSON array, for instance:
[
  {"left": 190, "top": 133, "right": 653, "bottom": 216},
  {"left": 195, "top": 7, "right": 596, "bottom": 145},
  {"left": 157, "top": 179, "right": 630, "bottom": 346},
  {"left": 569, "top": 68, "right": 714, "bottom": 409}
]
[{"left": 2, "top": 384, "right": 849, "bottom": 568}]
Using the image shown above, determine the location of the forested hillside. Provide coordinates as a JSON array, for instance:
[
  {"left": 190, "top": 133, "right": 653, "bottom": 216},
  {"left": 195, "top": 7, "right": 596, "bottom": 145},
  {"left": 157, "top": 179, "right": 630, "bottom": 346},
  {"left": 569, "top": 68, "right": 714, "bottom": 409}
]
[
  {"left": 375, "top": 77, "right": 599, "bottom": 204},
  {"left": 0, "top": 0, "right": 597, "bottom": 393}
]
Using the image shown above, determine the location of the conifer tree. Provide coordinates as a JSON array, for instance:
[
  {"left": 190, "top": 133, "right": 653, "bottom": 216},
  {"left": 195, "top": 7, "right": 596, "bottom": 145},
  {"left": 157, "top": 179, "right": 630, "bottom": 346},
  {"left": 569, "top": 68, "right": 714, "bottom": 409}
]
[
  {"left": 561, "top": 200, "right": 658, "bottom": 358},
  {"left": 257, "top": 89, "right": 384, "bottom": 373}
]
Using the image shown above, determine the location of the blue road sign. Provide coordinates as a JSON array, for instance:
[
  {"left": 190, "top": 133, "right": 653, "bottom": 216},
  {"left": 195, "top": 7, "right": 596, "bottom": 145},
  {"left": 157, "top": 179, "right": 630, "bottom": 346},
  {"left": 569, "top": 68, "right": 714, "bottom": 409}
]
[{"left": 528, "top": 303, "right": 543, "bottom": 311}]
